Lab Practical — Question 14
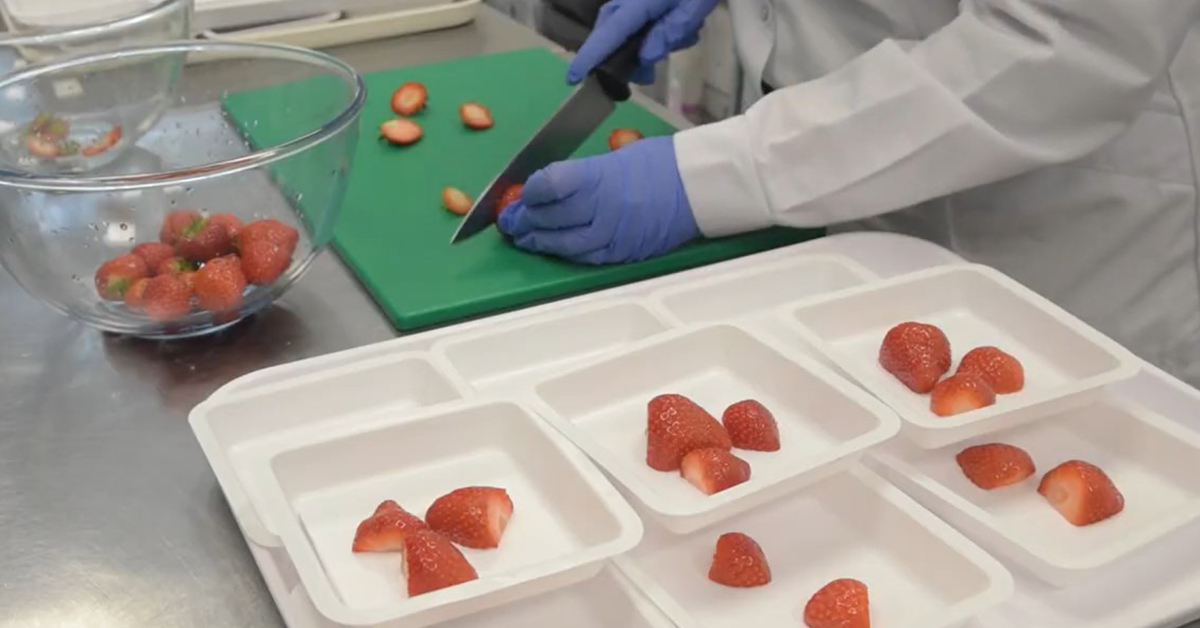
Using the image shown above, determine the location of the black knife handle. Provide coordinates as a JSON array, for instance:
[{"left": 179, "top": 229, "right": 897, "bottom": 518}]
[{"left": 545, "top": 0, "right": 648, "bottom": 102}]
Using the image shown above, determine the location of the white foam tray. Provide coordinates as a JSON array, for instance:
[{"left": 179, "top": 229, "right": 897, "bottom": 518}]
[
  {"left": 615, "top": 466, "right": 1012, "bottom": 628},
  {"left": 247, "top": 399, "right": 643, "bottom": 627},
  {"left": 530, "top": 323, "right": 901, "bottom": 534},
  {"left": 787, "top": 264, "right": 1141, "bottom": 449},
  {"left": 871, "top": 395, "right": 1200, "bottom": 586}
]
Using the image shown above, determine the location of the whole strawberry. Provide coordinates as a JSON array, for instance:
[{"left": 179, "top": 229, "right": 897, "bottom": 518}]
[
  {"left": 160, "top": 210, "right": 204, "bottom": 245},
  {"left": 131, "top": 242, "right": 175, "bottom": 273},
  {"left": 238, "top": 219, "right": 299, "bottom": 257},
  {"left": 142, "top": 274, "right": 193, "bottom": 321},
  {"left": 646, "top": 393, "right": 731, "bottom": 471},
  {"left": 240, "top": 239, "right": 291, "bottom": 285},
  {"left": 193, "top": 256, "right": 247, "bottom": 312},
  {"left": 95, "top": 254, "right": 150, "bottom": 300},
  {"left": 879, "top": 322, "right": 952, "bottom": 393},
  {"left": 176, "top": 218, "right": 235, "bottom": 263},
  {"left": 722, "top": 399, "right": 780, "bottom": 451}
]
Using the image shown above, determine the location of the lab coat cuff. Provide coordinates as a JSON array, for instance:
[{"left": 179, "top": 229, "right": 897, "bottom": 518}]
[{"left": 674, "top": 117, "right": 775, "bottom": 237}]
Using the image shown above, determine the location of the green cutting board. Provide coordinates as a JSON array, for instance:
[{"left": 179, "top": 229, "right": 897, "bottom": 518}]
[{"left": 225, "top": 48, "right": 821, "bottom": 330}]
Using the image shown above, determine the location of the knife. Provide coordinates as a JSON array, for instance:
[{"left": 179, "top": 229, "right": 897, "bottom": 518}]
[{"left": 449, "top": 0, "right": 648, "bottom": 244}]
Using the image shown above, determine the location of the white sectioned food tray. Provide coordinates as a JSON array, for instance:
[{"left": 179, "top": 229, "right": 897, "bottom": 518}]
[
  {"left": 530, "top": 323, "right": 901, "bottom": 534},
  {"left": 871, "top": 395, "right": 1200, "bottom": 587},
  {"left": 787, "top": 264, "right": 1141, "bottom": 449},
  {"left": 247, "top": 399, "right": 644, "bottom": 627},
  {"left": 615, "top": 466, "right": 1013, "bottom": 628}
]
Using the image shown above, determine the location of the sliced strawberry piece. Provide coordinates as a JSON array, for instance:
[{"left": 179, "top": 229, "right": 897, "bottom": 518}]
[
  {"left": 176, "top": 220, "right": 235, "bottom": 263},
  {"left": 459, "top": 102, "right": 493, "bottom": 129},
  {"left": 240, "top": 239, "right": 291, "bottom": 286},
  {"left": 25, "top": 135, "right": 60, "bottom": 159},
  {"left": 442, "top": 187, "right": 472, "bottom": 215},
  {"left": 238, "top": 219, "right": 299, "bottom": 257},
  {"left": 708, "top": 532, "right": 771, "bottom": 587},
  {"left": 124, "top": 277, "right": 151, "bottom": 312},
  {"left": 608, "top": 128, "right": 644, "bottom": 151},
  {"left": 1038, "top": 460, "right": 1125, "bottom": 526},
  {"left": 193, "top": 255, "right": 247, "bottom": 313},
  {"left": 681, "top": 448, "right": 751, "bottom": 495},
  {"left": 402, "top": 529, "right": 479, "bottom": 597},
  {"left": 425, "top": 486, "right": 513, "bottom": 549},
  {"left": 722, "top": 399, "right": 780, "bottom": 452},
  {"left": 353, "top": 500, "right": 427, "bottom": 553},
  {"left": 804, "top": 578, "right": 870, "bottom": 628},
  {"left": 381, "top": 118, "right": 423, "bottom": 145},
  {"left": 391, "top": 82, "right": 428, "bottom": 116},
  {"left": 81, "top": 125, "right": 121, "bottom": 157},
  {"left": 142, "top": 274, "right": 192, "bottom": 321},
  {"left": 879, "top": 322, "right": 952, "bottom": 394},
  {"left": 956, "top": 443, "right": 1035, "bottom": 490},
  {"left": 496, "top": 184, "right": 523, "bottom": 218},
  {"left": 160, "top": 210, "right": 204, "bottom": 245},
  {"left": 930, "top": 372, "right": 996, "bottom": 417},
  {"left": 95, "top": 253, "right": 150, "bottom": 300},
  {"left": 646, "top": 393, "right": 732, "bottom": 471},
  {"left": 957, "top": 346, "right": 1025, "bottom": 394},
  {"left": 131, "top": 242, "right": 175, "bottom": 274}
]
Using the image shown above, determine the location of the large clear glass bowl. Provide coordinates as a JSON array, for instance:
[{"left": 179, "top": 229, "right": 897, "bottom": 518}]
[{"left": 0, "top": 41, "right": 366, "bottom": 339}]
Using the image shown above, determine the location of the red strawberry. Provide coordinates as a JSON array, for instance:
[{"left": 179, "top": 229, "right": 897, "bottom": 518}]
[
  {"left": 142, "top": 274, "right": 193, "bottom": 321},
  {"left": 402, "top": 529, "right": 479, "bottom": 597},
  {"left": 722, "top": 400, "right": 780, "bottom": 452},
  {"left": 496, "top": 184, "right": 523, "bottom": 219},
  {"left": 193, "top": 256, "right": 246, "bottom": 312},
  {"left": 425, "top": 486, "right": 513, "bottom": 550},
  {"left": 381, "top": 118, "right": 423, "bottom": 145},
  {"left": 352, "top": 500, "right": 428, "bottom": 553},
  {"left": 459, "top": 102, "right": 493, "bottom": 129},
  {"left": 160, "top": 209, "right": 204, "bottom": 245},
  {"left": 956, "top": 443, "right": 1036, "bottom": 490},
  {"left": 957, "top": 346, "right": 1025, "bottom": 394},
  {"left": 176, "top": 220, "right": 235, "bottom": 263},
  {"left": 708, "top": 532, "right": 771, "bottom": 587},
  {"left": 804, "top": 578, "right": 870, "bottom": 628},
  {"left": 124, "top": 277, "right": 151, "bottom": 311},
  {"left": 442, "top": 187, "right": 472, "bottom": 215},
  {"left": 208, "top": 213, "right": 244, "bottom": 240},
  {"left": 156, "top": 256, "right": 198, "bottom": 278},
  {"left": 81, "top": 125, "right": 121, "bottom": 157},
  {"left": 879, "top": 322, "right": 952, "bottom": 394},
  {"left": 240, "top": 239, "right": 291, "bottom": 286},
  {"left": 646, "top": 393, "right": 732, "bottom": 471},
  {"left": 131, "top": 242, "right": 175, "bottom": 273},
  {"left": 391, "top": 82, "right": 428, "bottom": 116},
  {"left": 930, "top": 372, "right": 996, "bottom": 417},
  {"left": 1038, "top": 460, "right": 1125, "bottom": 526},
  {"left": 94, "top": 254, "right": 150, "bottom": 300},
  {"left": 25, "top": 135, "right": 60, "bottom": 159},
  {"left": 238, "top": 219, "right": 299, "bottom": 257},
  {"left": 608, "top": 128, "right": 644, "bottom": 151},
  {"left": 681, "top": 448, "right": 751, "bottom": 496}
]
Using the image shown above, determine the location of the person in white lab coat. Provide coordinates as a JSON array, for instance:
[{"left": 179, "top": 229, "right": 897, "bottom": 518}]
[{"left": 498, "top": 0, "right": 1200, "bottom": 386}]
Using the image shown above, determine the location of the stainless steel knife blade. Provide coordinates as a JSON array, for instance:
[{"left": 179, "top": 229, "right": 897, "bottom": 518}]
[{"left": 449, "top": 75, "right": 615, "bottom": 243}]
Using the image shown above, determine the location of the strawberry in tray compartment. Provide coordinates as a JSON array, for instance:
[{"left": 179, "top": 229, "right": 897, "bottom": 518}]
[
  {"left": 930, "top": 372, "right": 996, "bottom": 417},
  {"left": 956, "top": 443, "right": 1036, "bottom": 490},
  {"left": 708, "top": 532, "right": 771, "bottom": 588},
  {"left": 722, "top": 399, "right": 780, "bottom": 452},
  {"left": 681, "top": 448, "right": 752, "bottom": 496},
  {"left": 425, "top": 487, "right": 513, "bottom": 550},
  {"left": 353, "top": 500, "right": 428, "bottom": 553},
  {"left": 402, "top": 528, "right": 479, "bottom": 597},
  {"left": 878, "top": 322, "right": 952, "bottom": 394},
  {"left": 647, "top": 393, "right": 732, "bottom": 471},
  {"left": 805, "top": 578, "right": 870, "bottom": 628},
  {"left": 1038, "top": 460, "right": 1125, "bottom": 526},
  {"left": 957, "top": 346, "right": 1025, "bottom": 394},
  {"left": 95, "top": 253, "right": 150, "bottom": 300}
]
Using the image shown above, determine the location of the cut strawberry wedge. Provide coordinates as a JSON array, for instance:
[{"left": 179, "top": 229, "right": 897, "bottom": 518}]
[
  {"left": 721, "top": 399, "right": 780, "bottom": 452},
  {"left": 647, "top": 393, "right": 731, "bottom": 471},
  {"left": 957, "top": 346, "right": 1025, "bottom": 394},
  {"left": 930, "top": 372, "right": 996, "bottom": 417},
  {"left": 352, "top": 500, "right": 428, "bottom": 552},
  {"left": 1038, "top": 460, "right": 1125, "bottom": 526},
  {"left": 956, "top": 443, "right": 1035, "bottom": 490},
  {"left": 402, "top": 529, "right": 478, "bottom": 596},
  {"left": 425, "top": 487, "right": 513, "bottom": 549},
  {"left": 681, "top": 448, "right": 751, "bottom": 495},
  {"left": 708, "top": 532, "right": 771, "bottom": 587},
  {"left": 879, "top": 321, "right": 952, "bottom": 394}
]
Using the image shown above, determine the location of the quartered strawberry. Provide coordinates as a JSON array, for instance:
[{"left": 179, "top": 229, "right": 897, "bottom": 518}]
[
  {"left": 208, "top": 213, "right": 244, "bottom": 240},
  {"left": 930, "top": 372, "right": 996, "bottom": 417},
  {"left": 160, "top": 210, "right": 204, "bottom": 246},
  {"left": 391, "top": 82, "right": 428, "bottom": 116},
  {"left": 238, "top": 219, "right": 299, "bottom": 257},
  {"left": 442, "top": 187, "right": 472, "bottom": 215},
  {"left": 496, "top": 184, "right": 523, "bottom": 218},
  {"left": 425, "top": 486, "right": 513, "bottom": 549},
  {"left": 193, "top": 255, "right": 246, "bottom": 312},
  {"left": 722, "top": 399, "right": 780, "bottom": 452},
  {"left": 459, "top": 102, "right": 493, "bottom": 129},
  {"left": 176, "top": 219, "right": 235, "bottom": 263},
  {"left": 608, "top": 128, "right": 644, "bottom": 151},
  {"left": 879, "top": 322, "right": 952, "bottom": 394},
  {"left": 681, "top": 448, "right": 751, "bottom": 495},
  {"left": 646, "top": 393, "right": 732, "bottom": 471},
  {"left": 352, "top": 500, "right": 428, "bottom": 553},
  {"left": 956, "top": 443, "right": 1035, "bottom": 490},
  {"left": 240, "top": 239, "right": 291, "bottom": 286},
  {"left": 402, "top": 529, "right": 479, "bottom": 597},
  {"left": 142, "top": 274, "right": 193, "bottom": 321},
  {"left": 804, "top": 578, "right": 870, "bottom": 628},
  {"left": 95, "top": 254, "right": 150, "bottom": 300},
  {"left": 81, "top": 125, "right": 121, "bottom": 157},
  {"left": 957, "top": 346, "right": 1025, "bottom": 394},
  {"left": 131, "top": 242, "right": 175, "bottom": 274},
  {"left": 381, "top": 118, "right": 423, "bottom": 145},
  {"left": 1038, "top": 460, "right": 1125, "bottom": 526},
  {"left": 708, "top": 532, "right": 771, "bottom": 588}
]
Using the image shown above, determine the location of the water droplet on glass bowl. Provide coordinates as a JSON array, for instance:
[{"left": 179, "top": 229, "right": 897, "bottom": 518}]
[{"left": 119, "top": 223, "right": 128, "bottom": 230}]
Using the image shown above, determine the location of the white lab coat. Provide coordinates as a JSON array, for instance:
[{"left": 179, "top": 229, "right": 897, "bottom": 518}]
[{"left": 674, "top": 0, "right": 1200, "bottom": 387}]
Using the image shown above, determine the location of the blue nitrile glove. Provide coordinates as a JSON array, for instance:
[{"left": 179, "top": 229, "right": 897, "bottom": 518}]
[
  {"left": 497, "top": 136, "right": 699, "bottom": 264},
  {"left": 566, "top": 0, "right": 721, "bottom": 85}
]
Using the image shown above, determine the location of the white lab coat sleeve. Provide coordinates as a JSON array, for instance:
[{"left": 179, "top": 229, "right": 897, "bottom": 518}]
[{"left": 674, "top": 0, "right": 1200, "bottom": 236}]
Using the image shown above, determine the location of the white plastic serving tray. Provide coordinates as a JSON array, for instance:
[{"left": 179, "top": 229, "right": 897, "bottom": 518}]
[{"left": 193, "top": 235, "right": 1200, "bottom": 628}]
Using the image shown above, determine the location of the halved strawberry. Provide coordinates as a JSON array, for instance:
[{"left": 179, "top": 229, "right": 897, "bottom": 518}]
[
  {"left": 238, "top": 219, "right": 299, "bottom": 257},
  {"left": 160, "top": 210, "right": 204, "bottom": 246},
  {"left": 1038, "top": 460, "right": 1125, "bottom": 526},
  {"left": 391, "top": 82, "right": 428, "bottom": 116},
  {"left": 81, "top": 125, "right": 121, "bottom": 157},
  {"left": 240, "top": 239, "right": 291, "bottom": 286},
  {"left": 381, "top": 118, "right": 423, "bottom": 145},
  {"left": 681, "top": 448, "right": 751, "bottom": 495},
  {"left": 647, "top": 393, "right": 732, "bottom": 471},
  {"left": 608, "top": 128, "right": 644, "bottom": 151},
  {"left": 879, "top": 322, "right": 952, "bottom": 394},
  {"left": 353, "top": 500, "right": 427, "bottom": 553},
  {"left": 459, "top": 102, "right": 493, "bottom": 129},
  {"left": 142, "top": 274, "right": 192, "bottom": 321},
  {"left": 930, "top": 372, "right": 996, "bottom": 417},
  {"left": 402, "top": 529, "right": 478, "bottom": 597},
  {"left": 956, "top": 443, "right": 1035, "bottom": 490},
  {"left": 131, "top": 242, "right": 176, "bottom": 274},
  {"left": 442, "top": 187, "right": 472, "bottom": 215},
  {"left": 193, "top": 255, "right": 247, "bottom": 313},
  {"left": 496, "top": 184, "right": 523, "bottom": 218},
  {"left": 722, "top": 399, "right": 780, "bottom": 452},
  {"left": 95, "top": 254, "right": 150, "bottom": 300},
  {"left": 804, "top": 578, "right": 870, "bottom": 628},
  {"left": 425, "top": 486, "right": 513, "bottom": 549},
  {"left": 124, "top": 277, "right": 151, "bottom": 311},
  {"left": 708, "top": 532, "right": 771, "bottom": 587},
  {"left": 957, "top": 346, "right": 1025, "bottom": 394}
]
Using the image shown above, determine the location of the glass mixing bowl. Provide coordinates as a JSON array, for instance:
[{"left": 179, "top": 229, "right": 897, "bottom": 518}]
[{"left": 0, "top": 41, "right": 366, "bottom": 338}]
